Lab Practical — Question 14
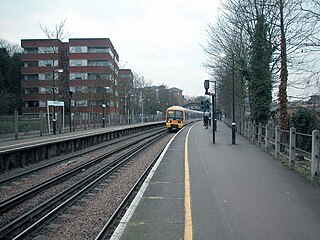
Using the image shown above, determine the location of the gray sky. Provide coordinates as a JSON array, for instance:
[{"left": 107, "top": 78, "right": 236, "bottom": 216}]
[{"left": 0, "top": 0, "right": 220, "bottom": 97}]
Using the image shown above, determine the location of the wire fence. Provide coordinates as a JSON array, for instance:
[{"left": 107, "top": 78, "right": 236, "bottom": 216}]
[{"left": 0, "top": 110, "right": 165, "bottom": 141}]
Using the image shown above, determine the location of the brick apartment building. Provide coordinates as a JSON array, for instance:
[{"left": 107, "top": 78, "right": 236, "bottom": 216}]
[
  {"left": 21, "top": 39, "right": 68, "bottom": 114},
  {"left": 21, "top": 38, "right": 130, "bottom": 117}
]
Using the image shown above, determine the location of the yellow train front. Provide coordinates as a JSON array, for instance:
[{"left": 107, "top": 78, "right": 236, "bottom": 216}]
[
  {"left": 165, "top": 106, "right": 203, "bottom": 132},
  {"left": 165, "top": 106, "right": 186, "bottom": 131}
]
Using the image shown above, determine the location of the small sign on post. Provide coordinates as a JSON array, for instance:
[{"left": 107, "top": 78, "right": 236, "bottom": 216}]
[{"left": 47, "top": 101, "right": 65, "bottom": 134}]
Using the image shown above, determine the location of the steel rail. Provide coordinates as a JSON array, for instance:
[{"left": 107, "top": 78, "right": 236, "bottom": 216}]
[
  {"left": 0, "top": 129, "right": 166, "bottom": 214},
  {"left": 95, "top": 145, "right": 164, "bottom": 240},
  {"left": 0, "top": 127, "right": 163, "bottom": 185}
]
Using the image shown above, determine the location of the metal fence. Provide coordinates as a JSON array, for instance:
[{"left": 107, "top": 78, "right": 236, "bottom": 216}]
[
  {"left": 233, "top": 120, "right": 320, "bottom": 185},
  {"left": 0, "top": 111, "right": 165, "bottom": 141}
]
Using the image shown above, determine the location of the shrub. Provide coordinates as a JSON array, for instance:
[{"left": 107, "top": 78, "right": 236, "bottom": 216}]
[{"left": 289, "top": 108, "right": 320, "bottom": 152}]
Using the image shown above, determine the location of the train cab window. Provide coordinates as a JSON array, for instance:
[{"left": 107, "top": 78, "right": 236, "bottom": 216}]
[{"left": 167, "top": 110, "right": 183, "bottom": 120}]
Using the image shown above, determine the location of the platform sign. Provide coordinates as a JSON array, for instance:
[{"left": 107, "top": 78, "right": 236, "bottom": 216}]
[
  {"left": 47, "top": 101, "right": 65, "bottom": 134},
  {"left": 47, "top": 101, "right": 64, "bottom": 106}
]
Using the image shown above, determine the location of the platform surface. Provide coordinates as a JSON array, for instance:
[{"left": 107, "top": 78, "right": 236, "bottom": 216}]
[{"left": 114, "top": 121, "right": 320, "bottom": 240}]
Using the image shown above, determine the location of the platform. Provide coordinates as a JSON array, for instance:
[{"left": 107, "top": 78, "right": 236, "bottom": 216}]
[{"left": 112, "top": 121, "right": 320, "bottom": 240}]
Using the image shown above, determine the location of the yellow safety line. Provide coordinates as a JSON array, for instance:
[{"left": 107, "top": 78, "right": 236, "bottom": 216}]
[{"left": 184, "top": 125, "right": 194, "bottom": 240}]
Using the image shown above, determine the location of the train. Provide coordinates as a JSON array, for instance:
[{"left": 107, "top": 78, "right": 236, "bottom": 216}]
[{"left": 165, "top": 106, "right": 203, "bottom": 131}]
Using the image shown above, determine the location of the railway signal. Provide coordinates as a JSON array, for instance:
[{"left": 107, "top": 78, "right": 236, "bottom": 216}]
[{"left": 204, "top": 80, "right": 216, "bottom": 144}]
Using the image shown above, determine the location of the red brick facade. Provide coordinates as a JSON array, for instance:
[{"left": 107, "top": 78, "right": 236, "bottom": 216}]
[{"left": 21, "top": 38, "right": 129, "bottom": 115}]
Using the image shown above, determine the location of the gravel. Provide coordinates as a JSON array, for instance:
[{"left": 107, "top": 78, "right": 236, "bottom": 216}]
[{"left": 32, "top": 134, "right": 173, "bottom": 240}]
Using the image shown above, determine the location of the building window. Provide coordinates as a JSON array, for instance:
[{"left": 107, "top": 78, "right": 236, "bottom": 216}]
[
  {"left": 77, "top": 100, "right": 88, "bottom": 107},
  {"left": 74, "top": 86, "right": 88, "bottom": 93},
  {"left": 45, "top": 73, "right": 54, "bottom": 80},
  {"left": 39, "top": 60, "right": 58, "bottom": 67},
  {"left": 88, "top": 47, "right": 108, "bottom": 53},
  {"left": 24, "top": 61, "right": 38, "bottom": 67},
  {"left": 88, "top": 73, "right": 109, "bottom": 80},
  {"left": 70, "top": 60, "right": 84, "bottom": 66},
  {"left": 39, "top": 101, "right": 46, "bottom": 107},
  {"left": 70, "top": 73, "right": 86, "bottom": 80},
  {"left": 74, "top": 46, "right": 82, "bottom": 53},
  {"left": 38, "top": 47, "right": 58, "bottom": 53},
  {"left": 39, "top": 87, "right": 52, "bottom": 94},
  {"left": 25, "top": 101, "right": 39, "bottom": 107},
  {"left": 88, "top": 60, "right": 108, "bottom": 66},
  {"left": 24, "top": 74, "right": 38, "bottom": 80},
  {"left": 75, "top": 73, "right": 83, "bottom": 79},
  {"left": 23, "top": 48, "right": 38, "bottom": 54}
]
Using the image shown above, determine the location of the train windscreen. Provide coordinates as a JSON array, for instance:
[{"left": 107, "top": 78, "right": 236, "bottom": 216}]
[{"left": 167, "top": 110, "right": 183, "bottom": 121}]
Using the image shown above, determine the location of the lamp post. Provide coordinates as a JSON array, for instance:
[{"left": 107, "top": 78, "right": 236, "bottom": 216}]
[
  {"left": 231, "top": 52, "right": 236, "bottom": 145},
  {"left": 102, "top": 104, "right": 106, "bottom": 127},
  {"left": 204, "top": 80, "right": 216, "bottom": 144},
  {"left": 139, "top": 92, "right": 144, "bottom": 123},
  {"left": 209, "top": 80, "right": 217, "bottom": 132},
  {"left": 220, "top": 52, "right": 236, "bottom": 145},
  {"left": 124, "top": 89, "right": 131, "bottom": 124},
  {"left": 102, "top": 86, "right": 110, "bottom": 127},
  {"left": 69, "top": 91, "right": 73, "bottom": 132},
  {"left": 211, "top": 91, "right": 215, "bottom": 143},
  {"left": 52, "top": 68, "right": 63, "bottom": 135}
]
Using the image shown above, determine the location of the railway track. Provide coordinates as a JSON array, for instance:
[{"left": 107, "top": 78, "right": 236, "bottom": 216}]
[
  {"left": 0, "top": 127, "right": 164, "bottom": 185},
  {"left": 0, "top": 128, "right": 173, "bottom": 239}
]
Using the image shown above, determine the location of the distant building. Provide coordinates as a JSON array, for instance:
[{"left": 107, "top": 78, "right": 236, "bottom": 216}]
[
  {"left": 68, "top": 38, "right": 119, "bottom": 114},
  {"left": 307, "top": 95, "right": 320, "bottom": 105},
  {"left": 20, "top": 38, "right": 128, "bottom": 115},
  {"left": 169, "top": 87, "right": 184, "bottom": 106}
]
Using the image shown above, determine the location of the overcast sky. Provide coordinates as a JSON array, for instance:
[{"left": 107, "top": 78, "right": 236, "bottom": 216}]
[{"left": 0, "top": 0, "right": 220, "bottom": 97}]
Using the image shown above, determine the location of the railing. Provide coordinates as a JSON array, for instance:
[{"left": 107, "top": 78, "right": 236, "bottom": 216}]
[
  {"left": 237, "top": 120, "right": 320, "bottom": 185},
  {"left": 0, "top": 111, "right": 164, "bottom": 141}
]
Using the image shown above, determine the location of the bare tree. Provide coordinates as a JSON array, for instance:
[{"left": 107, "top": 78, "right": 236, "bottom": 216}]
[
  {"left": 40, "top": 19, "right": 71, "bottom": 41},
  {"left": 39, "top": 19, "right": 71, "bottom": 133},
  {"left": 204, "top": 0, "right": 320, "bottom": 129},
  {"left": 0, "top": 39, "right": 23, "bottom": 55},
  {"left": 278, "top": 0, "right": 289, "bottom": 129}
]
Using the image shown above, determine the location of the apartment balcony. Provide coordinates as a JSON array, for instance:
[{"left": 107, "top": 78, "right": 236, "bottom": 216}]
[
  {"left": 21, "top": 66, "right": 56, "bottom": 74},
  {"left": 22, "top": 107, "right": 47, "bottom": 114},
  {"left": 21, "top": 53, "right": 63, "bottom": 61},
  {"left": 21, "top": 80, "right": 53, "bottom": 87},
  {"left": 69, "top": 79, "right": 112, "bottom": 88},
  {"left": 69, "top": 66, "right": 113, "bottom": 73},
  {"left": 21, "top": 94, "right": 53, "bottom": 101},
  {"left": 69, "top": 53, "right": 114, "bottom": 61}
]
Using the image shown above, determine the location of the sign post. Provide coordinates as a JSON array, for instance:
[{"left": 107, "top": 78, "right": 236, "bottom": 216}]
[{"left": 47, "top": 101, "right": 65, "bottom": 134}]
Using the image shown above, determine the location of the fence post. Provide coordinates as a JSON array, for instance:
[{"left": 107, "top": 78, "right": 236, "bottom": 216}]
[
  {"left": 252, "top": 123, "right": 255, "bottom": 143},
  {"left": 289, "top": 127, "right": 296, "bottom": 170},
  {"left": 72, "top": 113, "right": 75, "bottom": 131},
  {"left": 243, "top": 121, "right": 248, "bottom": 137},
  {"left": 84, "top": 113, "right": 87, "bottom": 130},
  {"left": 246, "top": 121, "right": 249, "bottom": 138},
  {"left": 93, "top": 113, "right": 96, "bottom": 129},
  {"left": 247, "top": 121, "right": 249, "bottom": 138},
  {"left": 258, "top": 123, "right": 262, "bottom": 146},
  {"left": 311, "top": 130, "right": 320, "bottom": 185},
  {"left": 40, "top": 111, "right": 44, "bottom": 136},
  {"left": 265, "top": 124, "right": 269, "bottom": 152},
  {"left": 241, "top": 119, "right": 244, "bottom": 136},
  {"left": 275, "top": 126, "right": 280, "bottom": 160},
  {"left": 244, "top": 121, "right": 247, "bottom": 138},
  {"left": 15, "top": 110, "right": 18, "bottom": 140}
]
